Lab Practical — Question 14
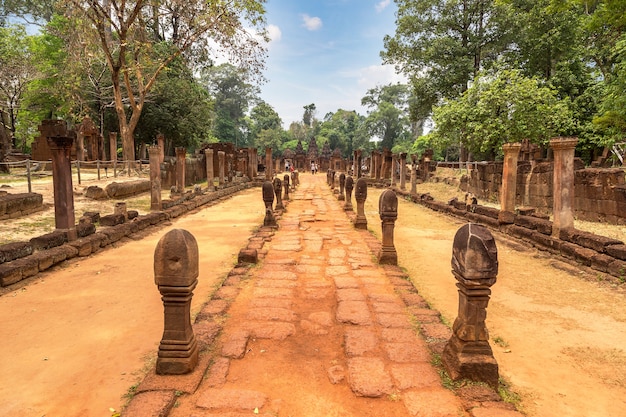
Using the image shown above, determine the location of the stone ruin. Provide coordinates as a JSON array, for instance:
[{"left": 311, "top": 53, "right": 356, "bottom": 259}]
[
  {"left": 262, "top": 181, "right": 277, "bottom": 228},
  {"left": 153, "top": 229, "right": 199, "bottom": 374},
  {"left": 378, "top": 189, "right": 398, "bottom": 265},
  {"left": 442, "top": 223, "right": 499, "bottom": 388}
]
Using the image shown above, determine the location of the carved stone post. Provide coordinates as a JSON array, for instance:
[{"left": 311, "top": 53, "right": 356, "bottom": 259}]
[
  {"left": 410, "top": 155, "right": 417, "bottom": 194},
  {"left": 109, "top": 131, "right": 117, "bottom": 172},
  {"left": 399, "top": 153, "right": 407, "bottom": 190},
  {"left": 330, "top": 170, "right": 336, "bottom": 190},
  {"left": 442, "top": 223, "right": 499, "bottom": 388},
  {"left": 378, "top": 189, "right": 398, "bottom": 265},
  {"left": 283, "top": 174, "right": 290, "bottom": 200},
  {"left": 43, "top": 120, "right": 77, "bottom": 241},
  {"left": 354, "top": 178, "right": 368, "bottom": 230},
  {"left": 373, "top": 151, "right": 381, "bottom": 180},
  {"left": 265, "top": 147, "right": 272, "bottom": 181},
  {"left": 154, "top": 229, "right": 199, "bottom": 375},
  {"left": 498, "top": 143, "right": 522, "bottom": 224},
  {"left": 157, "top": 133, "right": 165, "bottom": 164},
  {"left": 391, "top": 155, "right": 398, "bottom": 187},
  {"left": 273, "top": 177, "right": 284, "bottom": 211},
  {"left": 205, "top": 148, "right": 214, "bottom": 187},
  {"left": 344, "top": 176, "right": 354, "bottom": 211},
  {"left": 338, "top": 173, "right": 346, "bottom": 201},
  {"left": 218, "top": 151, "right": 225, "bottom": 186},
  {"left": 551, "top": 137, "right": 578, "bottom": 237},
  {"left": 262, "top": 181, "right": 277, "bottom": 228},
  {"left": 356, "top": 150, "right": 362, "bottom": 178},
  {"left": 380, "top": 152, "right": 387, "bottom": 182},
  {"left": 148, "top": 145, "right": 162, "bottom": 211},
  {"left": 175, "top": 147, "right": 186, "bottom": 193}
]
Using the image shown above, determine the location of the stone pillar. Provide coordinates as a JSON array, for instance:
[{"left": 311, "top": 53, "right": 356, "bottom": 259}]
[
  {"left": 252, "top": 148, "right": 258, "bottom": 177},
  {"left": 498, "top": 143, "right": 522, "bottom": 224},
  {"left": 265, "top": 147, "right": 272, "bottom": 181},
  {"left": 399, "top": 153, "right": 407, "bottom": 190},
  {"left": 283, "top": 174, "right": 290, "bottom": 201},
  {"left": 43, "top": 120, "right": 77, "bottom": 241},
  {"left": 422, "top": 150, "right": 433, "bottom": 182},
  {"left": 76, "top": 130, "right": 86, "bottom": 162},
  {"left": 175, "top": 147, "right": 186, "bottom": 193},
  {"left": 344, "top": 176, "right": 354, "bottom": 211},
  {"left": 380, "top": 153, "right": 387, "bottom": 181},
  {"left": 205, "top": 148, "right": 214, "bottom": 187},
  {"left": 273, "top": 177, "right": 284, "bottom": 211},
  {"left": 148, "top": 145, "right": 162, "bottom": 211},
  {"left": 154, "top": 229, "right": 199, "bottom": 375},
  {"left": 391, "top": 155, "right": 398, "bottom": 187},
  {"left": 109, "top": 132, "right": 117, "bottom": 162},
  {"left": 247, "top": 148, "right": 255, "bottom": 179},
  {"left": 262, "top": 181, "right": 277, "bottom": 228},
  {"left": 442, "top": 223, "right": 499, "bottom": 388},
  {"left": 354, "top": 178, "right": 368, "bottom": 230},
  {"left": 410, "top": 155, "right": 417, "bottom": 194},
  {"left": 157, "top": 133, "right": 165, "bottom": 164},
  {"left": 551, "top": 137, "right": 578, "bottom": 237},
  {"left": 356, "top": 150, "right": 362, "bottom": 178},
  {"left": 218, "top": 151, "right": 225, "bottom": 186},
  {"left": 338, "top": 173, "right": 346, "bottom": 201},
  {"left": 378, "top": 189, "right": 398, "bottom": 265}
]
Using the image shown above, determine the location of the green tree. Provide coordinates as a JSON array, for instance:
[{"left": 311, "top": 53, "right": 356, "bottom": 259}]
[
  {"left": 317, "top": 109, "right": 364, "bottom": 157},
  {"left": 361, "top": 84, "right": 412, "bottom": 151},
  {"left": 0, "top": 24, "right": 38, "bottom": 147},
  {"left": 432, "top": 70, "right": 574, "bottom": 159},
  {"left": 249, "top": 101, "right": 283, "bottom": 153},
  {"left": 302, "top": 103, "right": 316, "bottom": 127},
  {"left": 60, "top": 0, "right": 268, "bottom": 161},
  {"left": 382, "top": 0, "right": 512, "bottom": 112},
  {"left": 202, "top": 63, "right": 260, "bottom": 147}
]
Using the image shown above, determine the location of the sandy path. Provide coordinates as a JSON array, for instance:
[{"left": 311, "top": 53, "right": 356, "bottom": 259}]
[
  {"left": 365, "top": 188, "right": 626, "bottom": 417},
  {"left": 0, "top": 188, "right": 264, "bottom": 417}
]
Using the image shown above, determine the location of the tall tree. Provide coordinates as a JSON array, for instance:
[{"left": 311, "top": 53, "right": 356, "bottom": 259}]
[
  {"left": 361, "top": 84, "right": 412, "bottom": 151},
  {"left": 302, "top": 103, "right": 316, "bottom": 127},
  {"left": 382, "top": 0, "right": 511, "bottom": 109},
  {"left": 202, "top": 63, "right": 260, "bottom": 147},
  {"left": 61, "top": 0, "right": 268, "bottom": 161}
]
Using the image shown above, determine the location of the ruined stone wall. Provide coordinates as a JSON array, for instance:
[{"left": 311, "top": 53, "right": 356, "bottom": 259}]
[
  {"left": 460, "top": 161, "right": 626, "bottom": 224},
  {"left": 0, "top": 192, "right": 44, "bottom": 219}
]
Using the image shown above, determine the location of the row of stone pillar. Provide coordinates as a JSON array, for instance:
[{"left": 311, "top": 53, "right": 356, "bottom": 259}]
[
  {"left": 498, "top": 137, "right": 578, "bottom": 237},
  {"left": 327, "top": 171, "right": 500, "bottom": 388}
]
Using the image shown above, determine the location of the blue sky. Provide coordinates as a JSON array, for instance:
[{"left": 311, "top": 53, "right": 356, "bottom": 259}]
[{"left": 259, "top": 0, "right": 406, "bottom": 128}]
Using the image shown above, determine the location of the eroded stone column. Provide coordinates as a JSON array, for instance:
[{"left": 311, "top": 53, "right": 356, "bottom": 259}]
[
  {"left": 157, "top": 133, "right": 165, "bottom": 164},
  {"left": 356, "top": 150, "right": 362, "bottom": 178},
  {"left": 218, "top": 151, "right": 225, "bottom": 186},
  {"left": 410, "top": 155, "right": 417, "bottom": 194},
  {"left": 148, "top": 145, "right": 162, "bottom": 211},
  {"left": 498, "top": 142, "right": 522, "bottom": 224},
  {"left": 262, "top": 181, "right": 277, "bottom": 228},
  {"left": 205, "top": 148, "right": 214, "bottom": 187},
  {"left": 551, "top": 137, "right": 578, "bottom": 237},
  {"left": 354, "top": 178, "right": 368, "bottom": 230},
  {"left": 399, "top": 153, "right": 407, "bottom": 190},
  {"left": 175, "top": 147, "right": 186, "bottom": 193},
  {"left": 442, "top": 223, "right": 499, "bottom": 388},
  {"left": 273, "top": 177, "right": 284, "bottom": 211},
  {"left": 154, "top": 229, "right": 199, "bottom": 375},
  {"left": 265, "top": 147, "right": 272, "bottom": 181},
  {"left": 344, "top": 176, "right": 354, "bottom": 211},
  {"left": 338, "top": 173, "right": 346, "bottom": 201},
  {"left": 391, "top": 155, "right": 398, "bottom": 187},
  {"left": 378, "top": 189, "right": 398, "bottom": 265},
  {"left": 283, "top": 174, "right": 290, "bottom": 201},
  {"left": 44, "top": 120, "right": 77, "bottom": 241}
]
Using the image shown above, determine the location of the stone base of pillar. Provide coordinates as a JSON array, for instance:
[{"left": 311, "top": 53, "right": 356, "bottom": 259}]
[
  {"left": 238, "top": 248, "right": 258, "bottom": 264},
  {"left": 378, "top": 249, "right": 397, "bottom": 265},
  {"left": 338, "top": 194, "right": 345, "bottom": 201},
  {"left": 441, "top": 335, "right": 499, "bottom": 388},
  {"left": 156, "top": 338, "right": 199, "bottom": 375},
  {"left": 263, "top": 209, "right": 278, "bottom": 228},
  {"left": 497, "top": 210, "right": 515, "bottom": 225},
  {"left": 354, "top": 218, "right": 367, "bottom": 230}
]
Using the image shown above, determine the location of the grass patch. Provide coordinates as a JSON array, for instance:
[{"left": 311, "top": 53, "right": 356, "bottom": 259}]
[{"left": 492, "top": 336, "right": 509, "bottom": 348}]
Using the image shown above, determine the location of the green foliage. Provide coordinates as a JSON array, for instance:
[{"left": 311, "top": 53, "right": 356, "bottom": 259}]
[
  {"left": 361, "top": 84, "right": 413, "bottom": 152},
  {"left": 432, "top": 70, "right": 574, "bottom": 158}
]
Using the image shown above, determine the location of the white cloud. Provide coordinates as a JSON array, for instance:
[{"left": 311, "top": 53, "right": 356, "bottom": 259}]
[
  {"left": 375, "top": 0, "right": 391, "bottom": 13},
  {"left": 267, "top": 24, "right": 282, "bottom": 43},
  {"left": 355, "top": 64, "right": 407, "bottom": 89},
  {"left": 301, "top": 14, "right": 323, "bottom": 31}
]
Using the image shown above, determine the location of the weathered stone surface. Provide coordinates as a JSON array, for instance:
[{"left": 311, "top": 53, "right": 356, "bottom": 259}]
[
  {"left": 402, "top": 388, "right": 464, "bottom": 417},
  {"left": 344, "top": 328, "right": 378, "bottom": 357},
  {"left": 196, "top": 389, "right": 267, "bottom": 410},
  {"left": 336, "top": 301, "right": 372, "bottom": 325},
  {"left": 390, "top": 363, "right": 441, "bottom": 390},
  {"left": 30, "top": 231, "right": 67, "bottom": 251},
  {"left": 347, "top": 357, "right": 393, "bottom": 397},
  {"left": 221, "top": 330, "right": 250, "bottom": 359},
  {"left": 0, "top": 241, "right": 33, "bottom": 263},
  {"left": 120, "top": 390, "right": 176, "bottom": 417},
  {"left": 99, "top": 213, "right": 126, "bottom": 227},
  {"left": 384, "top": 342, "right": 430, "bottom": 362},
  {"left": 104, "top": 180, "right": 151, "bottom": 198},
  {"left": 244, "top": 321, "right": 295, "bottom": 340}
]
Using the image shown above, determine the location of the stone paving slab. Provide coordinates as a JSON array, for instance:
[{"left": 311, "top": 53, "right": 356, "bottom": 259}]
[{"left": 123, "top": 174, "right": 524, "bottom": 417}]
